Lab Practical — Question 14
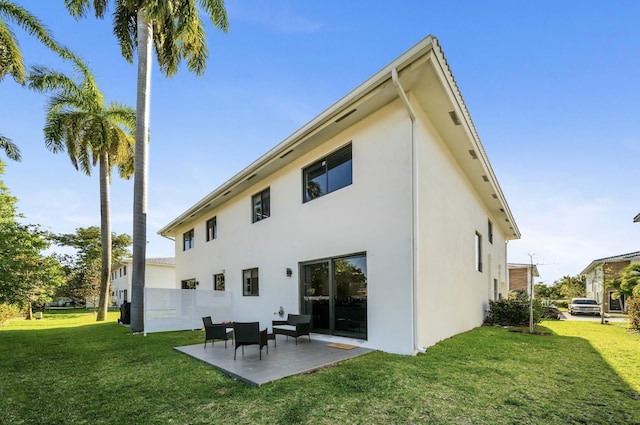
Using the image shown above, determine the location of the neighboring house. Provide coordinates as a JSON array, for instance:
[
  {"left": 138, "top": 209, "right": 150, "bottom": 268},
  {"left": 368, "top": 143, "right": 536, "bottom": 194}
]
[
  {"left": 158, "top": 36, "right": 520, "bottom": 355},
  {"left": 508, "top": 263, "right": 539, "bottom": 296},
  {"left": 634, "top": 213, "right": 640, "bottom": 223},
  {"left": 110, "top": 257, "right": 176, "bottom": 307},
  {"left": 580, "top": 251, "right": 640, "bottom": 313}
]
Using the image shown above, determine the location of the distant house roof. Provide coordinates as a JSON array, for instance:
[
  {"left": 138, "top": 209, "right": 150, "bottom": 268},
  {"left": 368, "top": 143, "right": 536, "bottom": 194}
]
[
  {"left": 579, "top": 251, "right": 640, "bottom": 275},
  {"left": 634, "top": 212, "right": 640, "bottom": 223},
  {"left": 158, "top": 35, "right": 520, "bottom": 241},
  {"left": 508, "top": 263, "right": 539, "bottom": 277}
]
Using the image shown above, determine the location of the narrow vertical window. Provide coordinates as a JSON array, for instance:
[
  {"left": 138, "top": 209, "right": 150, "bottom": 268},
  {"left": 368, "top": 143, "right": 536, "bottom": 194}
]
[
  {"left": 488, "top": 220, "right": 493, "bottom": 244},
  {"left": 183, "top": 229, "right": 195, "bottom": 251},
  {"left": 123, "top": 266, "right": 127, "bottom": 275},
  {"left": 242, "top": 268, "right": 259, "bottom": 296},
  {"left": 206, "top": 217, "right": 217, "bottom": 241},
  {"left": 475, "top": 232, "right": 483, "bottom": 272},
  {"left": 252, "top": 188, "right": 270, "bottom": 223}
]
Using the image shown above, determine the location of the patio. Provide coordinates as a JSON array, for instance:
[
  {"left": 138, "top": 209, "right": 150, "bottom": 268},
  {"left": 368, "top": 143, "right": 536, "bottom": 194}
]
[{"left": 175, "top": 334, "right": 373, "bottom": 386}]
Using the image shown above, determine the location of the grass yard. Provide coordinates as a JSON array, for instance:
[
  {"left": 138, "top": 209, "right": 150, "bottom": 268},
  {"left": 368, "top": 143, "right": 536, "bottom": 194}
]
[{"left": 1, "top": 311, "right": 639, "bottom": 425}]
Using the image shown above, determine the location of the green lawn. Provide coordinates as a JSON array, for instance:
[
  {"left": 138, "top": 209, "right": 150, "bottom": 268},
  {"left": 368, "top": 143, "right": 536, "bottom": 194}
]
[{"left": 1, "top": 311, "right": 638, "bottom": 425}]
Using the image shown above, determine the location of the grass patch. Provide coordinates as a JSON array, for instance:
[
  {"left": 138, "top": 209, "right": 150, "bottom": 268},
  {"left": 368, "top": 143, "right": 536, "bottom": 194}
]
[{"left": 1, "top": 310, "right": 639, "bottom": 424}]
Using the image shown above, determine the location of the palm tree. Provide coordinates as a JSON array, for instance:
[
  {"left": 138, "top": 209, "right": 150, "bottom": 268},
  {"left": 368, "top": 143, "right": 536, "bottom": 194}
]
[
  {"left": 1, "top": 0, "right": 70, "bottom": 161},
  {"left": 28, "top": 59, "right": 135, "bottom": 322},
  {"left": 65, "top": 0, "right": 228, "bottom": 333}
]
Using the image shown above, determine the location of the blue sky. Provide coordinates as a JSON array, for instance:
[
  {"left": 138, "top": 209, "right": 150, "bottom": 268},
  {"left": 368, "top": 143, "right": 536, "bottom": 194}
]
[{"left": 1, "top": 0, "right": 639, "bottom": 284}]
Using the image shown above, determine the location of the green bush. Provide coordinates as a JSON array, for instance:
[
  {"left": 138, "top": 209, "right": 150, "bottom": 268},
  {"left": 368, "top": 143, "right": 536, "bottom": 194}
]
[
  {"left": 0, "top": 303, "right": 21, "bottom": 325},
  {"left": 628, "top": 297, "right": 640, "bottom": 331},
  {"left": 555, "top": 300, "right": 569, "bottom": 309},
  {"left": 485, "top": 299, "right": 544, "bottom": 327}
]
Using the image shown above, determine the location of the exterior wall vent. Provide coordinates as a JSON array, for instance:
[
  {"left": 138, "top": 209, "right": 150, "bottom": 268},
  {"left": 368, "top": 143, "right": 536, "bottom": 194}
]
[
  {"left": 279, "top": 149, "right": 294, "bottom": 159},
  {"left": 335, "top": 109, "right": 357, "bottom": 123},
  {"left": 448, "top": 110, "right": 461, "bottom": 125},
  {"left": 468, "top": 150, "right": 478, "bottom": 159},
  {"left": 482, "top": 175, "right": 489, "bottom": 182}
]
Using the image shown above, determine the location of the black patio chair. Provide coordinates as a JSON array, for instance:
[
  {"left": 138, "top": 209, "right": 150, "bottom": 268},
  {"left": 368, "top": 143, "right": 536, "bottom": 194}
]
[
  {"left": 232, "top": 322, "right": 268, "bottom": 360},
  {"left": 272, "top": 314, "right": 311, "bottom": 347},
  {"left": 202, "top": 316, "right": 233, "bottom": 349}
]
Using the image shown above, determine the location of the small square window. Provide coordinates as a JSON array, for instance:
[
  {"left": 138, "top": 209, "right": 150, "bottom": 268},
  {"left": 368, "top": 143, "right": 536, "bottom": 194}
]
[
  {"left": 206, "top": 217, "right": 217, "bottom": 241},
  {"left": 183, "top": 229, "right": 195, "bottom": 251},
  {"left": 181, "top": 279, "right": 196, "bottom": 290},
  {"left": 252, "top": 188, "right": 270, "bottom": 223},
  {"left": 242, "top": 268, "right": 259, "bottom": 296},
  {"left": 214, "top": 273, "right": 225, "bottom": 291}
]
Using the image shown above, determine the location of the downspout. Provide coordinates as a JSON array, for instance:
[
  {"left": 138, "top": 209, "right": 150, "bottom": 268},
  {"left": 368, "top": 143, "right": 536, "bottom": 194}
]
[{"left": 391, "top": 68, "right": 426, "bottom": 354}]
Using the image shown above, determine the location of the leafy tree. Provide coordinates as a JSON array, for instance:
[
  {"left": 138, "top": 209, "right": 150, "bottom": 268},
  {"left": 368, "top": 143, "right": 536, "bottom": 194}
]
[
  {"left": 556, "top": 275, "right": 586, "bottom": 300},
  {"left": 28, "top": 59, "right": 135, "bottom": 322},
  {"left": 53, "top": 226, "right": 131, "bottom": 315},
  {"left": 0, "top": 0, "right": 71, "bottom": 161},
  {"left": 65, "top": 0, "right": 229, "bottom": 332},
  {"left": 0, "top": 161, "right": 64, "bottom": 316},
  {"left": 610, "top": 263, "right": 640, "bottom": 312},
  {"left": 535, "top": 281, "right": 562, "bottom": 300}
]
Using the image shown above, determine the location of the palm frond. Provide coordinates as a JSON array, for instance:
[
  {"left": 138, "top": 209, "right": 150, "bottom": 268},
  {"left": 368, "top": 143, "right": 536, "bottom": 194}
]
[
  {"left": 0, "top": 133, "right": 21, "bottom": 161},
  {"left": 0, "top": 19, "right": 24, "bottom": 83},
  {"left": 199, "top": 0, "right": 229, "bottom": 32},
  {"left": 112, "top": 1, "right": 136, "bottom": 64}
]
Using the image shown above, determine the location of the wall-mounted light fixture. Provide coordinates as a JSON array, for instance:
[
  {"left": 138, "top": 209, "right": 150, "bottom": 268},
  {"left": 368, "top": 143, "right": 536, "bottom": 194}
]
[
  {"left": 196, "top": 281, "right": 199, "bottom": 286},
  {"left": 286, "top": 268, "right": 293, "bottom": 277}
]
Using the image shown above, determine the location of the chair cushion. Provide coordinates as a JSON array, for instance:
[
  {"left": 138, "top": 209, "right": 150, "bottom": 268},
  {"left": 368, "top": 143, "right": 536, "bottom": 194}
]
[{"left": 273, "top": 324, "right": 296, "bottom": 332}]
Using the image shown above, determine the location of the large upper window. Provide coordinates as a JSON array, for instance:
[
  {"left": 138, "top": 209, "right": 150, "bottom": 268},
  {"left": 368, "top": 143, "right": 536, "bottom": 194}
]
[
  {"left": 243, "top": 268, "right": 259, "bottom": 296},
  {"left": 252, "top": 188, "right": 270, "bottom": 223},
  {"left": 206, "top": 217, "right": 217, "bottom": 241},
  {"left": 183, "top": 229, "right": 194, "bottom": 251},
  {"left": 303, "top": 143, "right": 352, "bottom": 202}
]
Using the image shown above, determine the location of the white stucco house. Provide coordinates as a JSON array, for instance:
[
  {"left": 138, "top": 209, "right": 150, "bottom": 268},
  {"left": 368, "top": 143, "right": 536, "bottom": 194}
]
[
  {"left": 158, "top": 36, "right": 520, "bottom": 355},
  {"left": 110, "top": 257, "right": 176, "bottom": 307}
]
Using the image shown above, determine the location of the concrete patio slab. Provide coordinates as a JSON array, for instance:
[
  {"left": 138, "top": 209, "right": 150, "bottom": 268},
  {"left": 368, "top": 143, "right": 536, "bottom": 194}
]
[{"left": 175, "top": 336, "right": 373, "bottom": 386}]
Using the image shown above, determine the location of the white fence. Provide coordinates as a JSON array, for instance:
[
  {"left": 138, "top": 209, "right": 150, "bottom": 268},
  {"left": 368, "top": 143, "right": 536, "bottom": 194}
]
[{"left": 143, "top": 288, "right": 233, "bottom": 335}]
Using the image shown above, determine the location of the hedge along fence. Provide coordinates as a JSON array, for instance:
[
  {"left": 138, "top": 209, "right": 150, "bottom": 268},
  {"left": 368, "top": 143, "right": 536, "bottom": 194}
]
[
  {"left": 484, "top": 299, "right": 544, "bottom": 327},
  {"left": 628, "top": 298, "right": 640, "bottom": 331}
]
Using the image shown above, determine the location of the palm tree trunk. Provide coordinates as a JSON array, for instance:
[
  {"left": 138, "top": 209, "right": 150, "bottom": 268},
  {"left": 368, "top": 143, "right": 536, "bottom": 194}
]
[
  {"left": 130, "top": 9, "right": 152, "bottom": 334},
  {"left": 96, "top": 152, "right": 111, "bottom": 321}
]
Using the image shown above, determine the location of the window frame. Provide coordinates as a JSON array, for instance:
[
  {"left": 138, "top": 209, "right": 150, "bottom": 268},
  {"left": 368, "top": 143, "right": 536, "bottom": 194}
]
[
  {"left": 183, "top": 229, "right": 195, "bottom": 251},
  {"left": 302, "top": 143, "right": 353, "bottom": 203},
  {"left": 252, "top": 188, "right": 270, "bottom": 223},
  {"left": 214, "top": 273, "right": 225, "bottom": 291},
  {"left": 242, "top": 268, "right": 259, "bottom": 296},
  {"left": 181, "top": 278, "right": 196, "bottom": 290},
  {"left": 206, "top": 216, "right": 217, "bottom": 242}
]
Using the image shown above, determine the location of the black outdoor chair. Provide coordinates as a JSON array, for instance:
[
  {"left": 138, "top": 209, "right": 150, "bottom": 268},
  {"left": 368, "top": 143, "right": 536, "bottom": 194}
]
[
  {"left": 202, "top": 316, "right": 233, "bottom": 349},
  {"left": 232, "top": 322, "right": 268, "bottom": 360}
]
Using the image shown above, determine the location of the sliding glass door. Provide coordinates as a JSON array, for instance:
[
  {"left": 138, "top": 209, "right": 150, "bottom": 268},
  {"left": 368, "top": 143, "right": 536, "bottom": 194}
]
[{"left": 301, "top": 253, "right": 367, "bottom": 339}]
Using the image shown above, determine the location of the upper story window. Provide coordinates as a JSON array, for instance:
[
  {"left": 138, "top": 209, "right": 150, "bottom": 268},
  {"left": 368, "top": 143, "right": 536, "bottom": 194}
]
[
  {"left": 206, "top": 216, "right": 217, "bottom": 241},
  {"left": 303, "top": 143, "right": 352, "bottom": 203},
  {"left": 252, "top": 188, "right": 270, "bottom": 223},
  {"left": 242, "top": 268, "right": 259, "bottom": 296},
  {"left": 183, "top": 229, "right": 195, "bottom": 251},
  {"left": 123, "top": 266, "right": 127, "bottom": 275},
  {"left": 488, "top": 220, "right": 493, "bottom": 244},
  {"left": 475, "top": 232, "right": 483, "bottom": 272}
]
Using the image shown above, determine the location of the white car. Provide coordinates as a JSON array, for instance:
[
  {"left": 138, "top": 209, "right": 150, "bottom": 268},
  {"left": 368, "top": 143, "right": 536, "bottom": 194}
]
[{"left": 568, "top": 298, "right": 601, "bottom": 316}]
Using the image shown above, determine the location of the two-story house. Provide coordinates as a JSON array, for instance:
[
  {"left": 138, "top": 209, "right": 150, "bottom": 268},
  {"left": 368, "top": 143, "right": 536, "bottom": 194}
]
[{"left": 158, "top": 36, "right": 520, "bottom": 355}]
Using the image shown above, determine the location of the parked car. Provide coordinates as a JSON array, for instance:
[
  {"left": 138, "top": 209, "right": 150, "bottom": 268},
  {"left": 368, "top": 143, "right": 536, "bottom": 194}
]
[{"left": 568, "top": 298, "right": 600, "bottom": 315}]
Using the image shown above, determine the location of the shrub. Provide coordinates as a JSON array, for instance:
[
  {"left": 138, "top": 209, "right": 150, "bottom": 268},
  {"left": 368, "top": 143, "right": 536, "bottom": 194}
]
[
  {"left": 0, "top": 303, "right": 21, "bottom": 325},
  {"left": 485, "top": 299, "right": 544, "bottom": 327},
  {"left": 555, "top": 300, "right": 569, "bottom": 309},
  {"left": 628, "top": 297, "right": 640, "bottom": 331}
]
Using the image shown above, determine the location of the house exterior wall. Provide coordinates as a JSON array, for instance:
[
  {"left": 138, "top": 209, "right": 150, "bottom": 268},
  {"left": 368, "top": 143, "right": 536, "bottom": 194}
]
[
  {"left": 111, "top": 261, "right": 176, "bottom": 307},
  {"left": 173, "top": 101, "right": 416, "bottom": 354},
  {"left": 585, "top": 259, "right": 635, "bottom": 312},
  {"left": 413, "top": 101, "right": 508, "bottom": 349},
  {"left": 509, "top": 268, "right": 528, "bottom": 293}
]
